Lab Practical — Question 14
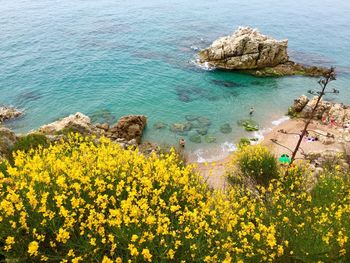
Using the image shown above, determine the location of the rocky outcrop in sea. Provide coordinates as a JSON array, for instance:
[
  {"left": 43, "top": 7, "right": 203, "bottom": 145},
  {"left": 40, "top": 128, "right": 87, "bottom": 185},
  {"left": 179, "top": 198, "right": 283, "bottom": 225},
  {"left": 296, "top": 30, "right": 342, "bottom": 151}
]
[
  {"left": 0, "top": 106, "right": 22, "bottom": 123},
  {"left": 198, "top": 27, "right": 329, "bottom": 77}
]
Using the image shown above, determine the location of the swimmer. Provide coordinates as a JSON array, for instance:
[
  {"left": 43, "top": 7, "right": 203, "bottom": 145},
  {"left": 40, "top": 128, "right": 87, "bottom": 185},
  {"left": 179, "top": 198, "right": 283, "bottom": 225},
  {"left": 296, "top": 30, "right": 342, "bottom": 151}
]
[{"left": 249, "top": 107, "right": 255, "bottom": 116}]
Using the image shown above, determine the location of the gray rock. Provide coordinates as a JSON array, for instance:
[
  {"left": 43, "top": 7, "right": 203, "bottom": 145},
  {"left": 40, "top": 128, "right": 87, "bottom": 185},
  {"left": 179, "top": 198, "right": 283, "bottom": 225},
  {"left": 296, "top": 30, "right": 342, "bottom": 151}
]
[
  {"left": 220, "top": 123, "right": 232, "bottom": 134},
  {"left": 197, "top": 116, "right": 211, "bottom": 127},
  {"left": 153, "top": 122, "right": 167, "bottom": 129},
  {"left": 185, "top": 115, "right": 200, "bottom": 121},
  {"left": 189, "top": 134, "right": 202, "bottom": 143},
  {"left": 198, "top": 27, "right": 288, "bottom": 70},
  {"left": 291, "top": 95, "right": 309, "bottom": 113},
  {"left": 0, "top": 106, "right": 23, "bottom": 123},
  {"left": 96, "top": 123, "right": 110, "bottom": 131},
  {"left": 196, "top": 127, "right": 208, "bottom": 136},
  {"left": 204, "top": 134, "right": 216, "bottom": 143}
]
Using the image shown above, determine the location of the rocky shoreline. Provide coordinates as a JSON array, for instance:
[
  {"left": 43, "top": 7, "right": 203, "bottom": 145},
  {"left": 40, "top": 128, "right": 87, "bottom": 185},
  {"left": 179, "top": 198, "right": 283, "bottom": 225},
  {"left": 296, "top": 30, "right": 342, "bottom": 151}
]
[
  {"left": 0, "top": 111, "right": 159, "bottom": 162},
  {"left": 198, "top": 27, "right": 329, "bottom": 77}
]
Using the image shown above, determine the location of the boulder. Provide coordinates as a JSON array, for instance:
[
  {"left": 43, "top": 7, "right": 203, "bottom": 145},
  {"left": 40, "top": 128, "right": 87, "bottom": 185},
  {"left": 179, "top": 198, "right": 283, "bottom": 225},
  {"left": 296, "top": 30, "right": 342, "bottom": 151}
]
[
  {"left": 301, "top": 96, "right": 332, "bottom": 119},
  {"left": 0, "top": 106, "right": 22, "bottom": 123},
  {"left": 170, "top": 122, "right": 192, "bottom": 133},
  {"left": 220, "top": 123, "right": 232, "bottom": 134},
  {"left": 324, "top": 103, "right": 347, "bottom": 124},
  {"left": 153, "top": 122, "right": 167, "bottom": 129},
  {"left": 109, "top": 115, "right": 147, "bottom": 144},
  {"left": 39, "top": 112, "right": 93, "bottom": 135},
  {"left": 204, "top": 134, "right": 216, "bottom": 143},
  {"left": 189, "top": 134, "right": 201, "bottom": 143},
  {"left": 196, "top": 127, "right": 208, "bottom": 136},
  {"left": 0, "top": 127, "right": 17, "bottom": 158},
  {"left": 291, "top": 95, "right": 309, "bottom": 113},
  {"left": 198, "top": 27, "right": 288, "bottom": 70},
  {"left": 198, "top": 27, "right": 329, "bottom": 77},
  {"left": 96, "top": 123, "right": 110, "bottom": 132}
]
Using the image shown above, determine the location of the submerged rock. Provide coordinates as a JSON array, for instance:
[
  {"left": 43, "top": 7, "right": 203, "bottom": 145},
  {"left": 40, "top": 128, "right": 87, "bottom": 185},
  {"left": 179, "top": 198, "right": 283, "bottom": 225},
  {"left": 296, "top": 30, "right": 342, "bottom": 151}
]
[
  {"left": 197, "top": 116, "right": 211, "bottom": 127},
  {"left": 237, "top": 119, "right": 259, "bottom": 131},
  {"left": 198, "top": 27, "right": 329, "bottom": 77},
  {"left": 185, "top": 115, "right": 200, "bottom": 121},
  {"left": 204, "top": 134, "right": 216, "bottom": 143},
  {"left": 196, "top": 127, "right": 208, "bottom": 136},
  {"left": 153, "top": 122, "right": 167, "bottom": 129},
  {"left": 220, "top": 123, "right": 232, "bottom": 134},
  {"left": 211, "top": 79, "right": 242, "bottom": 87},
  {"left": 170, "top": 122, "right": 192, "bottom": 133},
  {"left": 0, "top": 106, "right": 23, "bottom": 123},
  {"left": 189, "top": 134, "right": 202, "bottom": 143},
  {"left": 109, "top": 115, "right": 147, "bottom": 144}
]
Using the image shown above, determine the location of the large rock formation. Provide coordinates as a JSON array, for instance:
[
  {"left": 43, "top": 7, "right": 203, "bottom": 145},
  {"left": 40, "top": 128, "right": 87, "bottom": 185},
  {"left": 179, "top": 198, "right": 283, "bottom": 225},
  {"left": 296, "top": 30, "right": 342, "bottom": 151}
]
[
  {"left": 39, "top": 112, "right": 94, "bottom": 135},
  {"left": 108, "top": 115, "right": 147, "bottom": 144},
  {"left": 198, "top": 27, "right": 329, "bottom": 77},
  {"left": 0, "top": 106, "right": 22, "bottom": 123},
  {"left": 39, "top": 113, "right": 148, "bottom": 145},
  {"left": 199, "top": 27, "right": 288, "bottom": 70}
]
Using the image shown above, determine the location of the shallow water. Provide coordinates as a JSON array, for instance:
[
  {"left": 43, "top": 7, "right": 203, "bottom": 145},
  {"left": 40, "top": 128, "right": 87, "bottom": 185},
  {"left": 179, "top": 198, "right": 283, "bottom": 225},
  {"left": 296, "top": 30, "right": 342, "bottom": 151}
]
[{"left": 1, "top": 0, "right": 350, "bottom": 161}]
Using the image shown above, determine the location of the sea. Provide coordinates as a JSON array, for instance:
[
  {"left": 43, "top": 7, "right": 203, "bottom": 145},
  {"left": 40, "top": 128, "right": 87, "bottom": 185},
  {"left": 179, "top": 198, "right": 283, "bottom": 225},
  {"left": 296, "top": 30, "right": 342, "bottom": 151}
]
[{"left": 1, "top": 0, "right": 349, "bottom": 162}]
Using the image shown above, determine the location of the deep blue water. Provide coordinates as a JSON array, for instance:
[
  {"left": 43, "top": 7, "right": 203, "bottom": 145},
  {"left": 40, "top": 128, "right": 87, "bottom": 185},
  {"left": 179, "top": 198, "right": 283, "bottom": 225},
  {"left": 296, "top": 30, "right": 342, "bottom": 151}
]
[{"left": 1, "top": 0, "right": 349, "bottom": 161}]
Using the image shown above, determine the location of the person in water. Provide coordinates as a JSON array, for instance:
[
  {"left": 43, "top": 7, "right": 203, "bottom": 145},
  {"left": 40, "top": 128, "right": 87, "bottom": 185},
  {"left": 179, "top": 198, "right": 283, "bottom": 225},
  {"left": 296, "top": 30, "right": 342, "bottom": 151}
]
[{"left": 249, "top": 107, "right": 255, "bottom": 116}]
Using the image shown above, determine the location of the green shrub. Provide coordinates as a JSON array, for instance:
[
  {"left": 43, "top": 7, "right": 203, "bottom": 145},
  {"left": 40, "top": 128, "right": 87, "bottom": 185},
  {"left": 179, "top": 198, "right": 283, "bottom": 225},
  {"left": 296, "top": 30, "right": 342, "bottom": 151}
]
[
  {"left": 227, "top": 145, "right": 279, "bottom": 186},
  {"left": 11, "top": 133, "right": 49, "bottom": 153}
]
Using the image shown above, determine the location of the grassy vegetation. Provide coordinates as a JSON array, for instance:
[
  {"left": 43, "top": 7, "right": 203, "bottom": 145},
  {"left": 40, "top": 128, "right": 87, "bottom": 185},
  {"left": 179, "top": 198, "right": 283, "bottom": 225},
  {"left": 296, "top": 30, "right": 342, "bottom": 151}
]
[{"left": 0, "top": 136, "right": 349, "bottom": 262}]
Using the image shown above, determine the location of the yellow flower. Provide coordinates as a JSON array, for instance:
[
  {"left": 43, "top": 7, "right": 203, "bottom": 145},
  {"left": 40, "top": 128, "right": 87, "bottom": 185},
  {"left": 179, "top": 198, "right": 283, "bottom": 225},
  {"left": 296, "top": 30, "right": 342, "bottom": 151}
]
[
  {"left": 167, "top": 249, "right": 175, "bottom": 259},
  {"left": 28, "top": 241, "right": 39, "bottom": 256},
  {"left": 101, "top": 256, "right": 114, "bottom": 263},
  {"left": 142, "top": 248, "right": 153, "bottom": 262},
  {"left": 128, "top": 244, "right": 139, "bottom": 256},
  {"left": 4, "top": 236, "right": 15, "bottom": 251}
]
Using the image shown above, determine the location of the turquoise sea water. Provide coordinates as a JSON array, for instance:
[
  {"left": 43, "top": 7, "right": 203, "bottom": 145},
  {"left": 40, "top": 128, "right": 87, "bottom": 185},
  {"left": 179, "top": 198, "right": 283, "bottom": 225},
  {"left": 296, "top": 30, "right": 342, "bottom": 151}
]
[{"left": 1, "top": 0, "right": 350, "bottom": 161}]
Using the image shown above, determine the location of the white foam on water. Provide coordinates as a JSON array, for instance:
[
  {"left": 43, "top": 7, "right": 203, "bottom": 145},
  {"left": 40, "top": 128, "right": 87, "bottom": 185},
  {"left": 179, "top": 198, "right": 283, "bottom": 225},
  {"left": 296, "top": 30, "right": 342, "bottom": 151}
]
[
  {"left": 190, "top": 45, "right": 199, "bottom": 51},
  {"left": 190, "top": 57, "right": 216, "bottom": 71},
  {"left": 272, "top": 116, "right": 290, "bottom": 126},
  {"left": 221, "top": 141, "right": 237, "bottom": 152},
  {"left": 193, "top": 142, "right": 237, "bottom": 163}
]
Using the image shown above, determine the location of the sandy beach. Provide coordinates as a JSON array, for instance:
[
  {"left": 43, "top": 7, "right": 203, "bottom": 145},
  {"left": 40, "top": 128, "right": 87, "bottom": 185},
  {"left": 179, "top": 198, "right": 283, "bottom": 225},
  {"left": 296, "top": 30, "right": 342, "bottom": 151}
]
[{"left": 194, "top": 117, "right": 349, "bottom": 189}]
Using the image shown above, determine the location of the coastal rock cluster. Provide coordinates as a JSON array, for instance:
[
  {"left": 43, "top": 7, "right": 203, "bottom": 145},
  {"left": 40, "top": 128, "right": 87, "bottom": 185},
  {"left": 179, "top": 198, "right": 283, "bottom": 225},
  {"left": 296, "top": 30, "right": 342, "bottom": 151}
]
[
  {"left": 0, "top": 106, "right": 22, "bottom": 123},
  {"left": 290, "top": 95, "right": 350, "bottom": 126},
  {"left": 39, "top": 112, "right": 147, "bottom": 147},
  {"left": 198, "top": 27, "right": 329, "bottom": 77}
]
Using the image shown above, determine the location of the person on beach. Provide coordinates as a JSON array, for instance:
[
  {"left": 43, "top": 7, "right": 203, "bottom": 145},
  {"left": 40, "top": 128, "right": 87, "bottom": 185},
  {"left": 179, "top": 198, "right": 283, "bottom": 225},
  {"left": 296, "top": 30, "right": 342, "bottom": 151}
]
[
  {"left": 249, "top": 107, "right": 255, "bottom": 116},
  {"left": 179, "top": 138, "right": 186, "bottom": 148}
]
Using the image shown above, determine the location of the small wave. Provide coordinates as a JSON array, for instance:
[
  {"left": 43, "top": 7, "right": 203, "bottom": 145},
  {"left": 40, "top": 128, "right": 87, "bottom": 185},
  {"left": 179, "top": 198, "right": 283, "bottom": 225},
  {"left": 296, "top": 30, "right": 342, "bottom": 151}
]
[
  {"left": 272, "top": 116, "right": 290, "bottom": 126},
  {"left": 190, "top": 57, "right": 216, "bottom": 71},
  {"left": 193, "top": 142, "right": 237, "bottom": 163},
  {"left": 190, "top": 45, "right": 200, "bottom": 51},
  {"left": 221, "top": 141, "right": 237, "bottom": 152}
]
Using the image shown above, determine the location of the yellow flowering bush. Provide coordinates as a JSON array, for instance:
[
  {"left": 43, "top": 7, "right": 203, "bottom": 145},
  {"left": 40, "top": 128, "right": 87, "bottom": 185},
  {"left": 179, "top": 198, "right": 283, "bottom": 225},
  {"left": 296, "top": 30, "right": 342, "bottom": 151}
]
[
  {"left": 226, "top": 145, "right": 279, "bottom": 186},
  {"left": 1, "top": 136, "right": 349, "bottom": 262}
]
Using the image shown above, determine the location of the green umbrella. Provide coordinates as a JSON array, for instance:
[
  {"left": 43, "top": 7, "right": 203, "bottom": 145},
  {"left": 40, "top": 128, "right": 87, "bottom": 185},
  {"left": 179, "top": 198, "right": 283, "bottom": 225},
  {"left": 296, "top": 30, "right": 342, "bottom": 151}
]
[{"left": 279, "top": 154, "right": 291, "bottom": 164}]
